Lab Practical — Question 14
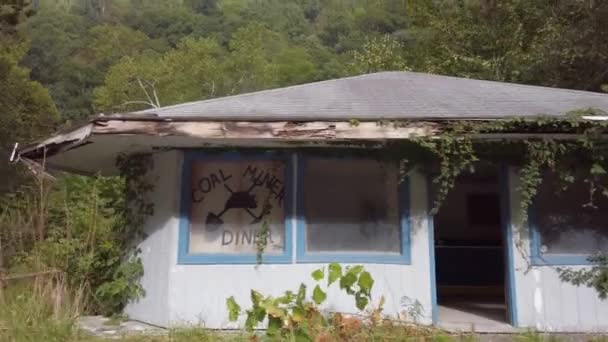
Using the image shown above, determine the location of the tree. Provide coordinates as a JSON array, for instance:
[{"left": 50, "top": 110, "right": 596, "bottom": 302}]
[
  {"left": 352, "top": 35, "right": 409, "bottom": 74},
  {"left": 93, "top": 37, "right": 223, "bottom": 112},
  {"left": 0, "top": 0, "right": 58, "bottom": 191},
  {"left": 0, "top": 0, "right": 34, "bottom": 37}
]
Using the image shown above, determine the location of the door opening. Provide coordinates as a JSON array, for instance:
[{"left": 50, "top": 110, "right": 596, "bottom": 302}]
[{"left": 433, "top": 168, "right": 511, "bottom": 330}]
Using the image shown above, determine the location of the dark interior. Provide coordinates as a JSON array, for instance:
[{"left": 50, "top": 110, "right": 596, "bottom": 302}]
[{"left": 434, "top": 168, "right": 508, "bottom": 323}]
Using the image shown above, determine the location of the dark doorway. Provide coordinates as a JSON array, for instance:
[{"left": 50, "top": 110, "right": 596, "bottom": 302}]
[{"left": 433, "top": 168, "right": 510, "bottom": 328}]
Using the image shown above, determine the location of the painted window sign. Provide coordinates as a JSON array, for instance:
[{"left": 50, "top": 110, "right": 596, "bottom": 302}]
[{"left": 188, "top": 160, "right": 286, "bottom": 254}]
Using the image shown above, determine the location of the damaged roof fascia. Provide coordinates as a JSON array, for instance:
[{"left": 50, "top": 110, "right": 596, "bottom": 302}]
[
  {"left": 12, "top": 115, "right": 608, "bottom": 175},
  {"left": 13, "top": 123, "right": 94, "bottom": 162},
  {"left": 13, "top": 117, "right": 442, "bottom": 161}
]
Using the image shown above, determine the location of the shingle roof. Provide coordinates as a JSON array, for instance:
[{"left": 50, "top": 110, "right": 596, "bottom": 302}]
[{"left": 135, "top": 71, "right": 608, "bottom": 121}]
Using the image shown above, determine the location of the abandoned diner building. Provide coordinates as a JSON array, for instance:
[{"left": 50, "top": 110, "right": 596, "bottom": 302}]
[{"left": 13, "top": 72, "right": 608, "bottom": 332}]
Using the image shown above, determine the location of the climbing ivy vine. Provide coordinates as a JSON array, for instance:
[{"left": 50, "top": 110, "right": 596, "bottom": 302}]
[
  {"left": 387, "top": 111, "right": 608, "bottom": 299},
  {"left": 95, "top": 153, "right": 155, "bottom": 314},
  {"left": 115, "top": 153, "right": 155, "bottom": 250}
]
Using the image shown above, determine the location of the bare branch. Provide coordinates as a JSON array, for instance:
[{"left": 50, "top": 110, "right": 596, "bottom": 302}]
[
  {"left": 121, "top": 101, "right": 157, "bottom": 108},
  {"left": 151, "top": 86, "right": 161, "bottom": 108},
  {"left": 136, "top": 78, "right": 157, "bottom": 108}
]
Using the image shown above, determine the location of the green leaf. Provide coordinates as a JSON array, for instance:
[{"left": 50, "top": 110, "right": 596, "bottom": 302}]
[
  {"left": 591, "top": 163, "right": 607, "bottom": 175},
  {"left": 294, "top": 328, "right": 312, "bottom": 342},
  {"left": 277, "top": 291, "right": 295, "bottom": 304},
  {"left": 253, "top": 306, "right": 266, "bottom": 322},
  {"left": 355, "top": 292, "right": 369, "bottom": 311},
  {"left": 296, "top": 283, "right": 307, "bottom": 305},
  {"left": 312, "top": 285, "right": 327, "bottom": 305},
  {"left": 292, "top": 307, "right": 305, "bottom": 323},
  {"left": 328, "top": 263, "right": 342, "bottom": 286},
  {"left": 267, "top": 316, "right": 282, "bottom": 336},
  {"left": 251, "top": 290, "right": 263, "bottom": 307},
  {"left": 357, "top": 271, "right": 374, "bottom": 295},
  {"left": 226, "top": 296, "right": 241, "bottom": 322},
  {"left": 311, "top": 268, "right": 324, "bottom": 281},
  {"left": 244, "top": 312, "right": 257, "bottom": 331},
  {"left": 339, "top": 273, "right": 357, "bottom": 292},
  {"left": 346, "top": 265, "right": 364, "bottom": 276},
  {"left": 266, "top": 306, "right": 287, "bottom": 319}
]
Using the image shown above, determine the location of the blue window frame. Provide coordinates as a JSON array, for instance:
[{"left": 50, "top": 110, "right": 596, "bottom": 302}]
[
  {"left": 529, "top": 210, "right": 596, "bottom": 266},
  {"left": 529, "top": 171, "right": 608, "bottom": 266},
  {"left": 178, "top": 151, "right": 293, "bottom": 264},
  {"left": 295, "top": 156, "right": 411, "bottom": 264}
]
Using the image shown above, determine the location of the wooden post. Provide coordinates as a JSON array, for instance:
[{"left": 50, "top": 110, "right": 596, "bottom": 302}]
[
  {"left": 0, "top": 231, "right": 4, "bottom": 304},
  {"left": 0, "top": 228, "right": 3, "bottom": 271}
]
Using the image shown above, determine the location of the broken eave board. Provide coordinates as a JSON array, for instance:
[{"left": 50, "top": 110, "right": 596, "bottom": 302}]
[
  {"left": 12, "top": 118, "right": 608, "bottom": 176},
  {"left": 91, "top": 119, "right": 441, "bottom": 140},
  {"left": 14, "top": 123, "right": 94, "bottom": 161}
]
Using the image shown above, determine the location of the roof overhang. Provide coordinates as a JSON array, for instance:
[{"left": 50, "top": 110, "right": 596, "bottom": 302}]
[
  {"left": 12, "top": 116, "right": 443, "bottom": 175},
  {"left": 12, "top": 114, "right": 608, "bottom": 176}
]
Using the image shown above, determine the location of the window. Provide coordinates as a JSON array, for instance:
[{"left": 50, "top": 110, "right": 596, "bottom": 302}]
[
  {"left": 531, "top": 171, "right": 608, "bottom": 265},
  {"left": 296, "top": 157, "right": 410, "bottom": 264},
  {"left": 178, "top": 153, "right": 293, "bottom": 264}
]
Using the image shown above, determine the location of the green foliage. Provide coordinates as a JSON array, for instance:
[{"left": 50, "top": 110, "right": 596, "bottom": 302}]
[
  {"left": 312, "top": 285, "right": 326, "bottom": 305},
  {"left": 516, "top": 139, "right": 566, "bottom": 223},
  {"left": 0, "top": 32, "right": 58, "bottom": 192},
  {"left": 311, "top": 269, "right": 324, "bottom": 281},
  {"left": 14, "top": 0, "right": 608, "bottom": 122},
  {"left": 352, "top": 34, "right": 409, "bottom": 73},
  {"left": 1, "top": 152, "right": 153, "bottom": 317},
  {"left": 226, "top": 263, "right": 375, "bottom": 338},
  {"left": 0, "top": 0, "right": 34, "bottom": 37},
  {"left": 413, "top": 130, "right": 478, "bottom": 214},
  {"left": 7, "top": 172, "right": 148, "bottom": 316},
  {"left": 327, "top": 262, "right": 342, "bottom": 285},
  {"left": 559, "top": 254, "right": 608, "bottom": 300},
  {"left": 226, "top": 296, "right": 241, "bottom": 322},
  {"left": 115, "top": 153, "right": 154, "bottom": 250},
  {"left": 0, "top": 280, "right": 85, "bottom": 342}
]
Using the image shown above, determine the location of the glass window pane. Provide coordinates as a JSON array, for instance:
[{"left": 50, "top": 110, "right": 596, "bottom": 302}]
[
  {"left": 536, "top": 172, "right": 608, "bottom": 255},
  {"left": 188, "top": 160, "right": 286, "bottom": 254},
  {"left": 303, "top": 158, "right": 401, "bottom": 253}
]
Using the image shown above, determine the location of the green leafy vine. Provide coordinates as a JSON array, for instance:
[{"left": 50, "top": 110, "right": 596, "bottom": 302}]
[{"left": 96, "top": 153, "right": 155, "bottom": 314}]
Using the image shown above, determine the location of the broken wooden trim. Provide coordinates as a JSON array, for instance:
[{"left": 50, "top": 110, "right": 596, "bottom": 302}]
[
  {"left": 13, "top": 118, "right": 608, "bottom": 169},
  {"left": 14, "top": 124, "right": 94, "bottom": 161},
  {"left": 92, "top": 120, "right": 442, "bottom": 140}
]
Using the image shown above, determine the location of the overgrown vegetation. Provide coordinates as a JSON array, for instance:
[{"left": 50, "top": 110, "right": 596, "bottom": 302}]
[
  {"left": 224, "top": 263, "right": 450, "bottom": 341},
  {"left": 401, "top": 114, "right": 608, "bottom": 295},
  {"left": 0, "top": 153, "right": 153, "bottom": 318},
  {"left": 2, "top": 0, "right": 608, "bottom": 338}
]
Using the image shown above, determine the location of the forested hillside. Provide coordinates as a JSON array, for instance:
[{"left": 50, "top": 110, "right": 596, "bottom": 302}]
[
  {"left": 1, "top": 0, "right": 608, "bottom": 333},
  {"left": 13, "top": 0, "right": 608, "bottom": 123}
]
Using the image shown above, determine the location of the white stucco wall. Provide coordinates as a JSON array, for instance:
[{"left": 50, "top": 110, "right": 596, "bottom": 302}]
[
  {"left": 126, "top": 153, "right": 608, "bottom": 331},
  {"left": 508, "top": 167, "right": 608, "bottom": 332},
  {"left": 126, "top": 150, "right": 435, "bottom": 328},
  {"left": 124, "top": 150, "right": 181, "bottom": 327}
]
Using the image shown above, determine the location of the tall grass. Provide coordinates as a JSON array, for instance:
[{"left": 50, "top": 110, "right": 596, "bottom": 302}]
[
  {"left": 0, "top": 167, "right": 118, "bottom": 341},
  {"left": 0, "top": 272, "right": 86, "bottom": 341}
]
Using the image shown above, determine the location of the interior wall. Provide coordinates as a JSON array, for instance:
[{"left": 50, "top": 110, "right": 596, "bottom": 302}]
[
  {"left": 508, "top": 168, "right": 608, "bottom": 332},
  {"left": 434, "top": 173, "right": 504, "bottom": 288},
  {"left": 126, "top": 150, "right": 435, "bottom": 328},
  {"left": 435, "top": 178, "right": 502, "bottom": 244}
]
